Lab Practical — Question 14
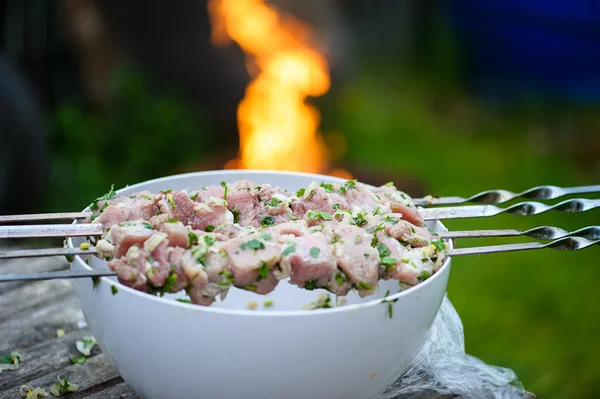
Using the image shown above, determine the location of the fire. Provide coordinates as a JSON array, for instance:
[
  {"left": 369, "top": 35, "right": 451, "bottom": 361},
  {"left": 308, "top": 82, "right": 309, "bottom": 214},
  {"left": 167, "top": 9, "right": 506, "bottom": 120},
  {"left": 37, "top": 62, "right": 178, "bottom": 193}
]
[{"left": 208, "top": 0, "right": 336, "bottom": 174}]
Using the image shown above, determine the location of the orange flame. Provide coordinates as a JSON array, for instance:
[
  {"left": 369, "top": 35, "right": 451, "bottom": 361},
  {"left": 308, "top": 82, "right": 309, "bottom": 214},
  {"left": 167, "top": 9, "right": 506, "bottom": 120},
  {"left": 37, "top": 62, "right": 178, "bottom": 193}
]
[{"left": 208, "top": 0, "right": 332, "bottom": 173}]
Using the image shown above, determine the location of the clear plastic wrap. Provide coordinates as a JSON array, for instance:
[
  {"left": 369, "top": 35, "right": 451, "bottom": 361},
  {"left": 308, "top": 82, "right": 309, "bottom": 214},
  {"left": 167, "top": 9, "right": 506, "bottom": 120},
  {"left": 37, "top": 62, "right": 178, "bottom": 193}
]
[{"left": 379, "top": 295, "right": 536, "bottom": 399}]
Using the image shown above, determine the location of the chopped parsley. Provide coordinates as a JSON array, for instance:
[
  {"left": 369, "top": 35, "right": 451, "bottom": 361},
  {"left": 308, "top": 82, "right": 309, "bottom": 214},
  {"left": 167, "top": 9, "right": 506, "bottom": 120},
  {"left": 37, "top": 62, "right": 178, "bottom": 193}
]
[
  {"left": 384, "top": 181, "right": 395, "bottom": 187},
  {"left": 256, "top": 185, "right": 262, "bottom": 191},
  {"left": 372, "top": 206, "right": 381, "bottom": 216},
  {"left": 335, "top": 272, "right": 346, "bottom": 286},
  {"left": 204, "top": 235, "right": 215, "bottom": 246},
  {"left": 364, "top": 253, "right": 370, "bottom": 258},
  {"left": 205, "top": 225, "right": 215, "bottom": 232},
  {"left": 432, "top": 238, "right": 446, "bottom": 251},
  {"left": 358, "top": 281, "right": 373, "bottom": 290},
  {"left": 306, "top": 210, "right": 333, "bottom": 221},
  {"left": 143, "top": 222, "right": 155, "bottom": 230},
  {"left": 111, "top": 286, "right": 118, "bottom": 295},
  {"left": 355, "top": 235, "right": 361, "bottom": 244},
  {"left": 167, "top": 218, "right": 179, "bottom": 223},
  {"left": 339, "top": 179, "right": 357, "bottom": 194},
  {"left": 296, "top": 188, "right": 306, "bottom": 197},
  {"left": 309, "top": 247, "right": 320, "bottom": 258},
  {"left": 244, "top": 285, "right": 257, "bottom": 291},
  {"left": 90, "top": 184, "right": 115, "bottom": 211},
  {"left": 263, "top": 300, "right": 274, "bottom": 308},
  {"left": 304, "top": 279, "right": 317, "bottom": 290},
  {"left": 190, "top": 192, "right": 199, "bottom": 200},
  {"left": 265, "top": 197, "right": 282, "bottom": 207},
  {"left": 240, "top": 239, "right": 265, "bottom": 251},
  {"left": 257, "top": 261, "right": 270, "bottom": 281},
  {"left": 382, "top": 289, "right": 399, "bottom": 319},
  {"left": 384, "top": 216, "right": 400, "bottom": 224},
  {"left": 90, "top": 201, "right": 109, "bottom": 221},
  {"left": 220, "top": 181, "right": 228, "bottom": 199},
  {"left": 50, "top": 375, "right": 78, "bottom": 396},
  {"left": 92, "top": 277, "right": 100, "bottom": 290},
  {"left": 353, "top": 213, "right": 367, "bottom": 226},
  {"left": 188, "top": 231, "right": 198, "bottom": 246},
  {"left": 376, "top": 242, "right": 391, "bottom": 258},
  {"left": 307, "top": 189, "right": 316, "bottom": 200},
  {"left": 160, "top": 189, "right": 173, "bottom": 194},
  {"left": 366, "top": 224, "right": 385, "bottom": 233},
  {"left": 167, "top": 193, "right": 175, "bottom": 208},
  {"left": 320, "top": 182, "right": 334, "bottom": 192},
  {"left": 176, "top": 298, "right": 192, "bottom": 304},
  {"left": 401, "top": 258, "right": 409, "bottom": 263},
  {"left": 160, "top": 274, "right": 177, "bottom": 296},
  {"left": 141, "top": 195, "right": 153, "bottom": 200},
  {"left": 332, "top": 204, "right": 340, "bottom": 210},
  {"left": 332, "top": 233, "right": 343, "bottom": 244},
  {"left": 282, "top": 243, "right": 296, "bottom": 256},
  {"left": 417, "top": 271, "right": 431, "bottom": 282},
  {"left": 70, "top": 356, "right": 86, "bottom": 364},
  {"left": 261, "top": 216, "right": 276, "bottom": 226},
  {"left": 218, "top": 269, "right": 234, "bottom": 287},
  {"left": 232, "top": 209, "right": 240, "bottom": 223},
  {"left": 399, "top": 280, "right": 414, "bottom": 286}
]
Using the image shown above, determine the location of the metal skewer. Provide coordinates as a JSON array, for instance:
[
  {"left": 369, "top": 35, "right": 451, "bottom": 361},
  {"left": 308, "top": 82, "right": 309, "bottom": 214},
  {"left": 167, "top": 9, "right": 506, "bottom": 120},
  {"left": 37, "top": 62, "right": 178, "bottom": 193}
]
[{"left": 413, "top": 184, "right": 600, "bottom": 206}]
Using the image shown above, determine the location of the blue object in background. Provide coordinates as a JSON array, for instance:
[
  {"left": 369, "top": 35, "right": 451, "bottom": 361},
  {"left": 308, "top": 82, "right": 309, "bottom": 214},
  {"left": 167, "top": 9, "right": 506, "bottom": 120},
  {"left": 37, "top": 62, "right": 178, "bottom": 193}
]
[{"left": 446, "top": 0, "right": 600, "bottom": 103}]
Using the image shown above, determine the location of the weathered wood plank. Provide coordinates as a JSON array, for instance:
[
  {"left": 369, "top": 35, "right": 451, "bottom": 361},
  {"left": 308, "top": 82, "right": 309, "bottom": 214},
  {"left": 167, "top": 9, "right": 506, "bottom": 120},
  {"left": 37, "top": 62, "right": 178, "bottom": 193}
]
[
  {"left": 0, "top": 329, "right": 99, "bottom": 390},
  {"left": 0, "top": 354, "right": 118, "bottom": 399},
  {"left": 71, "top": 379, "right": 140, "bottom": 399},
  {"left": 0, "top": 279, "right": 75, "bottom": 322},
  {"left": 0, "top": 295, "right": 83, "bottom": 353}
]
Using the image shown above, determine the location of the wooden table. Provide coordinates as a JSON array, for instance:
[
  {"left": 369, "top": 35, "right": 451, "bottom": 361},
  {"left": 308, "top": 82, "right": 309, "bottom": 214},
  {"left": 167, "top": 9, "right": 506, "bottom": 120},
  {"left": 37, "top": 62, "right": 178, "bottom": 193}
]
[{"left": 0, "top": 247, "right": 530, "bottom": 399}]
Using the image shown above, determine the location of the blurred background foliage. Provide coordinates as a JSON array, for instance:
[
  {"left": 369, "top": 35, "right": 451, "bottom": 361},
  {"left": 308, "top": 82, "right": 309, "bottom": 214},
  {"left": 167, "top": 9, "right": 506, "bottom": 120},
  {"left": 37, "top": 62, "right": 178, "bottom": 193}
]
[{"left": 1, "top": 0, "right": 599, "bottom": 397}]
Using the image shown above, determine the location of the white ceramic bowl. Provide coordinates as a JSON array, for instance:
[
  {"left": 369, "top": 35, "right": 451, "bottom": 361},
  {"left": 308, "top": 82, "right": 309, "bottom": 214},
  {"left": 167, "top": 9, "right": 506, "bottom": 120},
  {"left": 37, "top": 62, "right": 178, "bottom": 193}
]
[{"left": 69, "top": 170, "right": 452, "bottom": 399}]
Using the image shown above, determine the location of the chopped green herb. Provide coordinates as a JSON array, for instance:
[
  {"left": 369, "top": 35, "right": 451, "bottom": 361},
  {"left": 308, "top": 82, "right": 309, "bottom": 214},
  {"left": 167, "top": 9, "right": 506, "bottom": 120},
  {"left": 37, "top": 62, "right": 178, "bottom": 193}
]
[
  {"left": 220, "top": 181, "right": 228, "bottom": 200},
  {"left": 92, "top": 277, "right": 100, "bottom": 290},
  {"left": 76, "top": 336, "right": 97, "bottom": 356},
  {"left": 265, "top": 197, "right": 282, "bottom": 207},
  {"left": 70, "top": 356, "right": 86, "bottom": 365},
  {"left": 167, "top": 193, "right": 175, "bottom": 208},
  {"left": 296, "top": 188, "right": 306, "bottom": 197},
  {"left": 417, "top": 271, "right": 431, "bottom": 282},
  {"left": 399, "top": 280, "right": 414, "bottom": 286},
  {"left": 432, "top": 238, "right": 446, "bottom": 251},
  {"left": 263, "top": 300, "right": 274, "bottom": 308},
  {"left": 167, "top": 218, "right": 179, "bottom": 223},
  {"left": 381, "top": 257, "right": 397, "bottom": 269},
  {"left": 309, "top": 247, "right": 320, "bottom": 258},
  {"left": 335, "top": 272, "right": 346, "bottom": 286},
  {"left": 232, "top": 209, "right": 240, "bottom": 223},
  {"left": 257, "top": 261, "right": 270, "bottom": 281},
  {"left": 90, "top": 184, "right": 115, "bottom": 211},
  {"left": 306, "top": 210, "right": 333, "bottom": 221},
  {"left": 261, "top": 216, "right": 276, "bottom": 226},
  {"left": 220, "top": 249, "right": 228, "bottom": 258},
  {"left": 142, "top": 222, "right": 154, "bottom": 230},
  {"left": 376, "top": 242, "right": 391, "bottom": 258},
  {"left": 0, "top": 351, "right": 22, "bottom": 368},
  {"left": 366, "top": 224, "right": 385, "bottom": 233},
  {"left": 50, "top": 375, "right": 78, "bottom": 396},
  {"left": 384, "top": 216, "right": 400, "bottom": 224},
  {"left": 256, "top": 185, "right": 262, "bottom": 191},
  {"left": 355, "top": 235, "right": 361, "bottom": 244},
  {"left": 218, "top": 269, "right": 234, "bottom": 287},
  {"left": 364, "top": 253, "right": 370, "bottom": 258},
  {"left": 332, "top": 204, "right": 340, "bottom": 210},
  {"left": 304, "top": 279, "right": 317, "bottom": 290},
  {"left": 307, "top": 189, "right": 316, "bottom": 200},
  {"left": 160, "top": 189, "right": 172, "bottom": 194},
  {"left": 353, "top": 213, "right": 367, "bottom": 226},
  {"left": 358, "top": 281, "right": 373, "bottom": 290},
  {"left": 111, "top": 286, "right": 118, "bottom": 295},
  {"left": 332, "top": 233, "right": 343, "bottom": 244},
  {"left": 188, "top": 231, "right": 198, "bottom": 246},
  {"left": 384, "top": 181, "right": 395, "bottom": 187},
  {"left": 344, "top": 180, "right": 357, "bottom": 191},
  {"left": 205, "top": 225, "right": 215, "bottom": 232},
  {"left": 282, "top": 243, "right": 296, "bottom": 256},
  {"left": 176, "top": 298, "right": 192, "bottom": 304},
  {"left": 401, "top": 258, "right": 409, "bottom": 263},
  {"left": 90, "top": 202, "right": 109, "bottom": 221},
  {"left": 372, "top": 206, "right": 381, "bottom": 216},
  {"left": 190, "top": 192, "right": 199, "bottom": 200},
  {"left": 204, "top": 235, "right": 215, "bottom": 246},
  {"left": 339, "top": 186, "right": 346, "bottom": 194},
  {"left": 241, "top": 239, "right": 265, "bottom": 251},
  {"left": 245, "top": 285, "right": 257, "bottom": 291},
  {"left": 160, "top": 274, "right": 177, "bottom": 296},
  {"left": 320, "top": 182, "right": 334, "bottom": 192}
]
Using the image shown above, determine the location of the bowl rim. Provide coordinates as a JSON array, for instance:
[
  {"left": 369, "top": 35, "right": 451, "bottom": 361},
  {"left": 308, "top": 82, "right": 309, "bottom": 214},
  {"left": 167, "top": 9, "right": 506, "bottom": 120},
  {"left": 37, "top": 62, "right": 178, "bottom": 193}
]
[{"left": 70, "top": 169, "right": 452, "bottom": 317}]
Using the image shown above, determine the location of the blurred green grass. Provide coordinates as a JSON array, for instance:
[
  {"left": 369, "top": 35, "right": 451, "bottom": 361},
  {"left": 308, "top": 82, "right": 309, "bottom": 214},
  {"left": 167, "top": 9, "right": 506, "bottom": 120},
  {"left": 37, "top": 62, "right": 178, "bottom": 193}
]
[{"left": 325, "top": 67, "right": 600, "bottom": 398}]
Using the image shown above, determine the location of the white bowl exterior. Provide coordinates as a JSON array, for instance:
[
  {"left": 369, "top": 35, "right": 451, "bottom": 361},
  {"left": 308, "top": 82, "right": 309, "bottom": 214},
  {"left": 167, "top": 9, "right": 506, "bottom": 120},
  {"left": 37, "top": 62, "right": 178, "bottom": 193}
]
[{"left": 71, "top": 170, "right": 452, "bottom": 399}]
